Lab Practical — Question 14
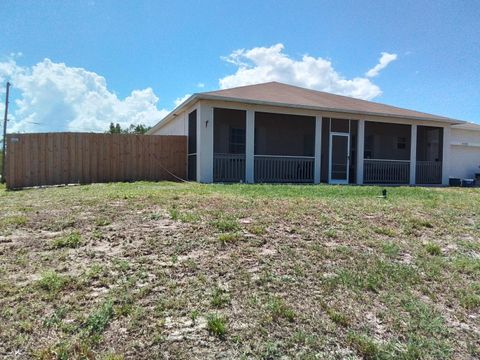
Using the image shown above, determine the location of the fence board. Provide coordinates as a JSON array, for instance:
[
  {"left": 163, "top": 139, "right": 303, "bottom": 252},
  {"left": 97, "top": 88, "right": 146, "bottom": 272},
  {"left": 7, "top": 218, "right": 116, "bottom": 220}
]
[{"left": 5, "top": 133, "right": 187, "bottom": 189}]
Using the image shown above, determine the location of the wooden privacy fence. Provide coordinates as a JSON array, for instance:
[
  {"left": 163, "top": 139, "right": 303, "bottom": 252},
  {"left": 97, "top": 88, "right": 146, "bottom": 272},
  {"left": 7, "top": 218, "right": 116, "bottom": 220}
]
[{"left": 5, "top": 133, "right": 187, "bottom": 189}]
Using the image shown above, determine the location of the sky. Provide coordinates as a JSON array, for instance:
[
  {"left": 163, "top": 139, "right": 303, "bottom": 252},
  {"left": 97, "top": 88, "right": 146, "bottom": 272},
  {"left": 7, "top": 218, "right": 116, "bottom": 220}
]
[{"left": 0, "top": 0, "right": 479, "bottom": 133}]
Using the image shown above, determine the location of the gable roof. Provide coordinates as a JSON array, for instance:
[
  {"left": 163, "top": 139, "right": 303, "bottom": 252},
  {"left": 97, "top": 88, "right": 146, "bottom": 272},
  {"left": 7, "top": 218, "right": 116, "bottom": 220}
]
[
  {"left": 202, "top": 82, "right": 461, "bottom": 123},
  {"left": 148, "top": 82, "right": 465, "bottom": 134}
]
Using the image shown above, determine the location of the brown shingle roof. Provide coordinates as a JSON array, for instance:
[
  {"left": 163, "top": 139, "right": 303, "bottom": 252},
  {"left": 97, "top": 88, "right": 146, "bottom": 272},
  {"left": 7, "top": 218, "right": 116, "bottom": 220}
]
[{"left": 202, "top": 82, "right": 461, "bottom": 123}]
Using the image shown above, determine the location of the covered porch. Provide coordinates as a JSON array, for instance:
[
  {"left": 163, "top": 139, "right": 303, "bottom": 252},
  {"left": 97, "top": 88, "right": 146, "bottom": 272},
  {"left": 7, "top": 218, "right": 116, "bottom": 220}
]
[{"left": 192, "top": 105, "right": 448, "bottom": 185}]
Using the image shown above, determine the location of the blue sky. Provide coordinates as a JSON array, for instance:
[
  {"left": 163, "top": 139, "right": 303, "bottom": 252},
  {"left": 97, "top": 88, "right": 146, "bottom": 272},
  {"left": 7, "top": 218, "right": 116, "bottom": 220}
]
[{"left": 0, "top": 1, "right": 479, "bottom": 132}]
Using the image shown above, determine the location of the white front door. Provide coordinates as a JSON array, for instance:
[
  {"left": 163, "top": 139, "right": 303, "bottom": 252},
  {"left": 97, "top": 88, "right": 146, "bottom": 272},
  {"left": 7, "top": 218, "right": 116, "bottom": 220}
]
[{"left": 329, "top": 132, "right": 350, "bottom": 184}]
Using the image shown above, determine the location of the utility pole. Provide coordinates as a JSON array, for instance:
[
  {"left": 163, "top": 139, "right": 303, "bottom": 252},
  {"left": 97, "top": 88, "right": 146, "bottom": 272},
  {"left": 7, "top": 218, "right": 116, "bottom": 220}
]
[{"left": 1, "top": 82, "right": 11, "bottom": 183}]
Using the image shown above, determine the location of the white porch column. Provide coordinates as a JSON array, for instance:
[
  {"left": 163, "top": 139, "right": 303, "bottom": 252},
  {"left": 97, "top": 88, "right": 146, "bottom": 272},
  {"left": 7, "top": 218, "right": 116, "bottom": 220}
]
[
  {"left": 442, "top": 126, "right": 451, "bottom": 185},
  {"left": 314, "top": 116, "right": 322, "bottom": 184},
  {"left": 356, "top": 120, "right": 365, "bottom": 184},
  {"left": 410, "top": 124, "right": 417, "bottom": 185},
  {"left": 197, "top": 103, "right": 214, "bottom": 183},
  {"left": 245, "top": 110, "right": 255, "bottom": 183}
]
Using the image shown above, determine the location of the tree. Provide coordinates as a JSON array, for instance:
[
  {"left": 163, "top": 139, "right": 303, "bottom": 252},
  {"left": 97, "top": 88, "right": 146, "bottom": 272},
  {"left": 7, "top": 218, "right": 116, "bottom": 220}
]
[{"left": 106, "top": 123, "right": 151, "bottom": 134}]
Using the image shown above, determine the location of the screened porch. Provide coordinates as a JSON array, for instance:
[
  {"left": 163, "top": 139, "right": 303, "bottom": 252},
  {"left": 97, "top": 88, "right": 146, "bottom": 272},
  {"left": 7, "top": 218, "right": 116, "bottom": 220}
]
[
  {"left": 363, "top": 122, "right": 411, "bottom": 184},
  {"left": 212, "top": 109, "right": 315, "bottom": 183},
  {"left": 254, "top": 112, "right": 315, "bottom": 183}
]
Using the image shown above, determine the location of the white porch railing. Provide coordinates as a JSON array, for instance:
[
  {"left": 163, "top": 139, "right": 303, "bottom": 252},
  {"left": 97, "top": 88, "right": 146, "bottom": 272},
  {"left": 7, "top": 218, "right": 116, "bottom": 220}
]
[
  {"left": 213, "top": 153, "right": 245, "bottom": 182},
  {"left": 364, "top": 159, "right": 410, "bottom": 184},
  {"left": 254, "top": 155, "right": 314, "bottom": 183},
  {"left": 416, "top": 161, "right": 442, "bottom": 184}
]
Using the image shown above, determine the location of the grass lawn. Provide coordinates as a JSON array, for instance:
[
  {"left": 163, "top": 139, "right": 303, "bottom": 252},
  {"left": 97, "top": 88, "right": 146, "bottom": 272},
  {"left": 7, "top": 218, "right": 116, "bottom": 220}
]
[{"left": 0, "top": 182, "right": 479, "bottom": 359}]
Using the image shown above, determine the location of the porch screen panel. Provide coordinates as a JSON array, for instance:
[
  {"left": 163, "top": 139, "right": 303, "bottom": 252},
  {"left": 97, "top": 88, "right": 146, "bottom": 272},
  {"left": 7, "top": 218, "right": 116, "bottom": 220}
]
[
  {"left": 213, "top": 108, "right": 246, "bottom": 182},
  {"left": 363, "top": 121, "right": 411, "bottom": 184},
  {"left": 187, "top": 110, "right": 197, "bottom": 181},
  {"left": 416, "top": 126, "right": 443, "bottom": 184},
  {"left": 254, "top": 112, "right": 315, "bottom": 183},
  {"left": 331, "top": 135, "right": 349, "bottom": 181}
]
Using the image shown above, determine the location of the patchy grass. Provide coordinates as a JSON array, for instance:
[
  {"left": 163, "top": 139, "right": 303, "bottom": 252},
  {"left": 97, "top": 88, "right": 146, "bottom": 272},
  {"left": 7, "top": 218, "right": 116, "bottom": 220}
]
[
  {"left": 37, "top": 270, "right": 69, "bottom": 293},
  {"left": 0, "top": 182, "right": 479, "bottom": 358}
]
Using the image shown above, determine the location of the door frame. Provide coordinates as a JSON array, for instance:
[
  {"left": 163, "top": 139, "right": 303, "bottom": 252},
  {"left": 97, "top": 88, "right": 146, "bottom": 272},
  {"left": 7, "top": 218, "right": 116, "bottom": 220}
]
[{"left": 329, "top": 132, "right": 350, "bottom": 184}]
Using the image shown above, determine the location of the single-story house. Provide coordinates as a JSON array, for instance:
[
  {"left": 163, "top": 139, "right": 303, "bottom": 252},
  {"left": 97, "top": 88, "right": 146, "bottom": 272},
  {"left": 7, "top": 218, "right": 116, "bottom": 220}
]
[{"left": 148, "top": 82, "right": 480, "bottom": 185}]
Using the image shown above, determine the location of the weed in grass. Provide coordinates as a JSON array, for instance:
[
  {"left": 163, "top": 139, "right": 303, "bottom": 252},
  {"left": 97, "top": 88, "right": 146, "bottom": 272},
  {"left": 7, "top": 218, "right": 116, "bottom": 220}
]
[
  {"left": 347, "top": 332, "right": 381, "bottom": 359},
  {"left": 249, "top": 224, "right": 267, "bottom": 235},
  {"left": 206, "top": 313, "right": 227, "bottom": 338},
  {"left": 150, "top": 213, "right": 162, "bottom": 220},
  {"left": 326, "top": 308, "right": 350, "bottom": 327},
  {"left": 113, "top": 259, "right": 130, "bottom": 272},
  {"left": 410, "top": 218, "right": 434, "bottom": 229},
  {"left": 190, "top": 310, "right": 199, "bottom": 325},
  {"left": 211, "top": 287, "right": 230, "bottom": 308},
  {"left": 452, "top": 256, "right": 480, "bottom": 275},
  {"left": 43, "top": 307, "right": 67, "bottom": 328},
  {"left": 178, "top": 211, "right": 200, "bottom": 223},
  {"left": 373, "top": 226, "right": 396, "bottom": 237},
  {"left": 261, "top": 341, "right": 281, "bottom": 358},
  {"left": 218, "top": 232, "right": 242, "bottom": 245},
  {"left": 324, "top": 229, "right": 338, "bottom": 239},
  {"left": 52, "top": 231, "right": 82, "bottom": 249},
  {"left": 459, "top": 286, "right": 480, "bottom": 310},
  {"left": 95, "top": 217, "right": 111, "bottom": 227},
  {"left": 18, "top": 320, "right": 33, "bottom": 333},
  {"left": 1, "top": 215, "right": 27, "bottom": 228},
  {"left": 329, "top": 259, "right": 419, "bottom": 293},
  {"left": 266, "top": 297, "right": 295, "bottom": 322},
  {"left": 425, "top": 242, "right": 442, "bottom": 256},
  {"left": 382, "top": 242, "right": 401, "bottom": 258},
  {"left": 85, "top": 263, "right": 105, "bottom": 281},
  {"left": 102, "top": 353, "right": 125, "bottom": 360},
  {"left": 38, "top": 271, "right": 68, "bottom": 293},
  {"left": 169, "top": 208, "right": 179, "bottom": 220},
  {"left": 84, "top": 300, "right": 114, "bottom": 335},
  {"left": 211, "top": 216, "right": 240, "bottom": 232}
]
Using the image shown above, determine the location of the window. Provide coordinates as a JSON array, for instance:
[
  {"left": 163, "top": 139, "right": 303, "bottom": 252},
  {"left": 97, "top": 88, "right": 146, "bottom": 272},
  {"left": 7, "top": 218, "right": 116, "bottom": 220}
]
[
  {"left": 229, "top": 127, "right": 245, "bottom": 154},
  {"left": 397, "top": 136, "right": 407, "bottom": 150}
]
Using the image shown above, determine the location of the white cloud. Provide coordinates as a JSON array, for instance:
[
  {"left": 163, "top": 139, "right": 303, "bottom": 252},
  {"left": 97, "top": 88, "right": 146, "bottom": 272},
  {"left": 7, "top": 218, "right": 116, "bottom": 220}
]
[
  {"left": 219, "top": 43, "right": 397, "bottom": 100},
  {"left": 174, "top": 93, "right": 191, "bottom": 107},
  {"left": 197, "top": 82, "right": 205, "bottom": 88},
  {"left": 0, "top": 58, "right": 170, "bottom": 133},
  {"left": 365, "top": 52, "right": 398, "bottom": 78}
]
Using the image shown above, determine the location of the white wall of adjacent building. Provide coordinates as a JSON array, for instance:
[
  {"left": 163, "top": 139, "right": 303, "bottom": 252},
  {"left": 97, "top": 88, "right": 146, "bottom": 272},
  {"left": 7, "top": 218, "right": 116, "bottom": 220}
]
[{"left": 449, "top": 126, "right": 480, "bottom": 179}]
